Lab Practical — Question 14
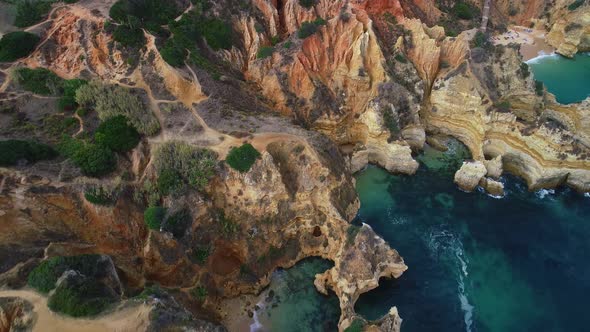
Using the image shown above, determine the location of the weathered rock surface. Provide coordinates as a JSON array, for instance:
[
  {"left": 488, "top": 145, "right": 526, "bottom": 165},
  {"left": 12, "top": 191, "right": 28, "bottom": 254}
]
[
  {"left": 454, "top": 161, "right": 487, "bottom": 192},
  {"left": 0, "top": 297, "right": 36, "bottom": 332},
  {"left": 546, "top": 3, "right": 590, "bottom": 57}
]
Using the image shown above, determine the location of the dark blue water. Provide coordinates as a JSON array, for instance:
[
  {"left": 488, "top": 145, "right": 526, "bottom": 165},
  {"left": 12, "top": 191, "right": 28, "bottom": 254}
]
[{"left": 353, "top": 142, "right": 590, "bottom": 332}]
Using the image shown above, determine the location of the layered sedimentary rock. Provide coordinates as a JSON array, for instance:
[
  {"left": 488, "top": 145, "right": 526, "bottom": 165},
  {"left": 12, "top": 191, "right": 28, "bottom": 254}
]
[{"left": 546, "top": 2, "right": 590, "bottom": 57}]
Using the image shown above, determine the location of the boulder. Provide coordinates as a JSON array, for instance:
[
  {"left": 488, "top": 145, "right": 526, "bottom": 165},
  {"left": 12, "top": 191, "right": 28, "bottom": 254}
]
[{"left": 454, "top": 161, "right": 487, "bottom": 192}]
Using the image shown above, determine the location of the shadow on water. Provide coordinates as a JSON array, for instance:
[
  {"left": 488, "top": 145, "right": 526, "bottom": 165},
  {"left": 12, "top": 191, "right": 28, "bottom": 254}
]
[
  {"left": 353, "top": 138, "right": 590, "bottom": 332},
  {"left": 254, "top": 257, "right": 340, "bottom": 332}
]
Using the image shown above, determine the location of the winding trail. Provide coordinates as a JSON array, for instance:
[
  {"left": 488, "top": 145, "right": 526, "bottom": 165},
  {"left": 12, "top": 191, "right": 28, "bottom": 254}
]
[
  {"left": 481, "top": 0, "right": 491, "bottom": 32},
  {"left": 0, "top": 290, "right": 151, "bottom": 332}
]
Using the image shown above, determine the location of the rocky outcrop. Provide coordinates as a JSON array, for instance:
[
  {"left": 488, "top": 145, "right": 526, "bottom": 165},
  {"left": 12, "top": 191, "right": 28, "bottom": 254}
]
[
  {"left": 0, "top": 297, "right": 36, "bottom": 332},
  {"left": 426, "top": 44, "right": 590, "bottom": 193},
  {"left": 546, "top": 3, "right": 590, "bottom": 57},
  {"left": 454, "top": 161, "right": 487, "bottom": 192},
  {"left": 315, "top": 224, "right": 406, "bottom": 331}
]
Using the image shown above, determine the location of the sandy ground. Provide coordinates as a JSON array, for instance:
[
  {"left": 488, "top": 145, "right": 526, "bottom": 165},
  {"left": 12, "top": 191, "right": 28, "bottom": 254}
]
[
  {"left": 0, "top": 289, "right": 151, "bottom": 332},
  {"left": 491, "top": 26, "right": 554, "bottom": 61}
]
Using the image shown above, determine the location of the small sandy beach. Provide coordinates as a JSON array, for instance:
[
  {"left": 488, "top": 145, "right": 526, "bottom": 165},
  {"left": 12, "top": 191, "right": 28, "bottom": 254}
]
[{"left": 491, "top": 26, "right": 555, "bottom": 61}]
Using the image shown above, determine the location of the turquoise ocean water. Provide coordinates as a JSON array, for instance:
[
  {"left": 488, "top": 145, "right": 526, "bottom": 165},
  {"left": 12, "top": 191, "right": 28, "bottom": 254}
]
[{"left": 527, "top": 53, "right": 590, "bottom": 104}]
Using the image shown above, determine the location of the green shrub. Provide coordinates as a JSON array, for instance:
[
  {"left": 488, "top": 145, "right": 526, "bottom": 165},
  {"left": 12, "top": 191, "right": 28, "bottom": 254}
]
[
  {"left": 200, "top": 18, "right": 233, "bottom": 50},
  {"left": 454, "top": 2, "right": 475, "bottom": 20},
  {"left": 75, "top": 81, "right": 160, "bottom": 135},
  {"left": 94, "top": 115, "right": 140, "bottom": 152},
  {"left": 190, "top": 285, "right": 207, "bottom": 302},
  {"left": 535, "top": 80, "right": 544, "bottom": 96},
  {"left": 472, "top": 31, "right": 489, "bottom": 48},
  {"left": 219, "top": 213, "right": 239, "bottom": 236},
  {"left": 43, "top": 115, "right": 78, "bottom": 137},
  {"left": 144, "top": 206, "right": 167, "bottom": 230},
  {"left": 160, "top": 37, "right": 188, "bottom": 67},
  {"left": 0, "top": 140, "right": 57, "bottom": 166},
  {"left": 394, "top": 53, "right": 407, "bottom": 63},
  {"left": 59, "top": 136, "right": 117, "bottom": 177},
  {"left": 153, "top": 141, "right": 217, "bottom": 190},
  {"left": 112, "top": 24, "right": 146, "bottom": 48},
  {"left": 495, "top": 101, "right": 511, "bottom": 112},
  {"left": 27, "top": 255, "right": 102, "bottom": 293},
  {"left": 520, "top": 62, "right": 530, "bottom": 78},
  {"left": 163, "top": 209, "right": 191, "bottom": 238},
  {"left": 14, "top": 0, "right": 51, "bottom": 28},
  {"left": 84, "top": 186, "right": 119, "bottom": 206},
  {"left": 568, "top": 0, "right": 585, "bottom": 11},
  {"left": 344, "top": 319, "right": 365, "bottom": 332},
  {"left": 48, "top": 278, "right": 114, "bottom": 317},
  {"left": 110, "top": 0, "right": 184, "bottom": 26},
  {"left": 13, "top": 67, "right": 63, "bottom": 95},
  {"left": 191, "top": 246, "right": 211, "bottom": 265},
  {"left": 157, "top": 168, "right": 184, "bottom": 196},
  {"left": 225, "top": 143, "right": 261, "bottom": 173},
  {"left": 298, "top": 18, "right": 326, "bottom": 39},
  {"left": 299, "top": 0, "right": 315, "bottom": 8},
  {"left": 137, "top": 284, "right": 165, "bottom": 299},
  {"left": 0, "top": 31, "right": 40, "bottom": 62},
  {"left": 283, "top": 40, "right": 293, "bottom": 49},
  {"left": 257, "top": 46, "right": 274, "bottom": 59}
]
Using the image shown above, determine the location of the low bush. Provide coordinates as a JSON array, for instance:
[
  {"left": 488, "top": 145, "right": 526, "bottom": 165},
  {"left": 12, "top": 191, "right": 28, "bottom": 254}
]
[
  {"left": 110, "top": 0, "right": 184, "bottom": 26},
  {"left": 13, "top": 67, "right": 63, "bottom": 95},
  {"left": 225, "top": 143, "right": 261, "bottom": 173},
  {"left": 160, "top": 37, "right": 188, "bottom": 67},
  {"left": 199, "top": 18, "right": 233, "bottom": 50},
  {"left": 48, "top": 277, "right": 114, "bottom": 317},
  {"left": 157, "top": 168, "right": 184, "bottom": 196},
  {"left": 0, "top": 31, "right": 40, "bottom": 62},
  {"left": 191, "top": 246, "right": 211, "bottom": 265},
  {"left": 344, "top": 319, "right": 365, "bottom": 332},
  {"left": 257, "top": 46, "right": 274, "bottom": 59},
  {"left": 299, "top": 0, "right": 315, "bottom": 8},
  {"left": 84, "top": 186, "right": 119, "bottom": 206},
  {"left": 144, "top": 206, "right": 167, "bottom": 230},
  {"left": 568, "top": 0, "right": 585, "bottom": 11},
  {"left": 535, "top": 80, "right": 544, "bottom": 96},
  {"left": 27, "top": 254, "right": 102, "bottom": 293},
  {"left": 94, "top": 115, "right": 140, "bottom": 152},
  {"left": 163, "top": 209, "right": 191, "bottom": 238},
  {"left": 153, "top": 141, "right": 217, "bottom": 190},
  {"left": 394, "top": 53, "right": 407, "bottom": 63},
  {"left": 190, "top": 285, "right": 207, "bottom": 302},
  {"left": 520, "top": 62, "right": 530, "bottom": 78},
  {"left": 0, "top": 140, "right": 57, "bottom": 166},
  {"left": 454, "top": 2, "right": 475, "bottom": 20},
  {"left": 298, "top": 19, "right": 326, "bottom": 39},
  {"left": 59, "top": 136, "right": 117, "bottom": 177},
  {"left": 75, "top": 81, "right": 160, "bottom": 135},
  {"left": 112, "top": 24, "right": 146, "bottom": 48}
]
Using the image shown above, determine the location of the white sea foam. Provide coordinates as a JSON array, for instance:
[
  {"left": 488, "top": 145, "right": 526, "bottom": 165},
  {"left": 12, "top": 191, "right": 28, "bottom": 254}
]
[
  {"left": 536, "top": 188, "right": 555, "bottom": 199},
  {"left": 425, "top": 228, "right": 474, "bottom": 332},
  {"left": 585, "top": 193, "right": 590, "bottom": 198},
  {"left": 250, "top": 299, "right": 266, "bottom": 332},
  {"left": 525, "top": 51, "right": 557, "bottom": 64}
]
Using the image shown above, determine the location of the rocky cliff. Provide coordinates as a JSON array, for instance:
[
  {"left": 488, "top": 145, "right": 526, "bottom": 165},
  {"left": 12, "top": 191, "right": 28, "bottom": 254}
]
[{"left": 1, "top": 0, "right": 590, "bottom": 331}]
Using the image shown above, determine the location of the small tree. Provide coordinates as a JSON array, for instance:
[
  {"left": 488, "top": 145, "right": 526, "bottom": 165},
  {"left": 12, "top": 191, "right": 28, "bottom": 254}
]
[
  {"left": 225, "top": 143, "right": 261, "bottom": 173},
  {"left": 144, "top": 206, "right": 167, "bottom": 230},
  {"left": 0, "top": 32, "right": 40, "bottom": 62},
  {"left": 94, "top": 115, "right": 140, "bottom": 152}
]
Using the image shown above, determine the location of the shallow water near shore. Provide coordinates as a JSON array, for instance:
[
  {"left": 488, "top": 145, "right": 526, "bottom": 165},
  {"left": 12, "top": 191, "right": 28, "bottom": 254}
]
[
  {"left": 527, "top": 53, "right": 590, "bottom": 104},
  {"left": 354, "top": 143, "right": 590, "bottom": 332}
]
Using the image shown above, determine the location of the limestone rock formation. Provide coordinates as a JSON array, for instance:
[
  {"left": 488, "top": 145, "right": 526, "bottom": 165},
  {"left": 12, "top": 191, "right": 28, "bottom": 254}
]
[
  {"left": 546, "top": 3, "right": 590, "bottom": 57},
  {"left": 454, "top": 161, "right": 487, "bottom": 192}
]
